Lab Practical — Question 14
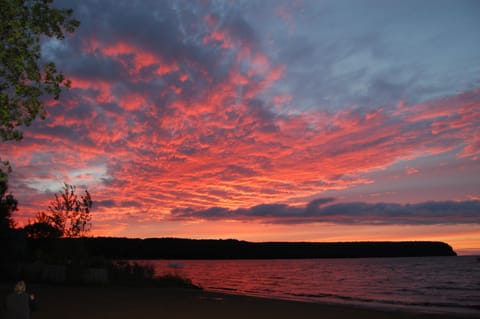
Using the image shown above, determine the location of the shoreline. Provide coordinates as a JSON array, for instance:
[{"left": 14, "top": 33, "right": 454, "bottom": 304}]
[
  {"left": 1, "top": 284, "right": 478, "bottom": 319},
  {"left": 203, "top": 287, "right": 480, "bottom": 318}
]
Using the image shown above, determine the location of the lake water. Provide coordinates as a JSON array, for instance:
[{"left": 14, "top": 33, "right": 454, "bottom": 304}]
[{"left": 148, "top": 256, "right": 480, "bottom": 315}]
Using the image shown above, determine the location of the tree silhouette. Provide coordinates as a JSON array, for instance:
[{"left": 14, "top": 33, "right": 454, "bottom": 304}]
[
  {"left": 0, "top": 162, "right": 17, "bottom": 235},
  {"left": 0, "top": 162, "right": 19, "bottom": 263},
  {"left": 24, "top": 212, "right": 62, "bottom": 239},
  {"left": 26, "top": 183, "right": 93, "bottom": 238}
]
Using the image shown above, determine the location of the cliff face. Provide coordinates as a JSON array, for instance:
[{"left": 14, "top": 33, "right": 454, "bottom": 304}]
[{"left": 66, "top": 238, "right": 456, "bottom": 259}]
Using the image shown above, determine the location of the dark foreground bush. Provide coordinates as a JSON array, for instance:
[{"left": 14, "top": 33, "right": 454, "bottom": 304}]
[
  {"left": 107, "top": 260, "right": 154, "bottom": 284},
  {"left": 153, "top": 274, "right": 200, "bottom": 289},
  {"left": 107, "top": 261, "right": 200, "bottom": 289}
]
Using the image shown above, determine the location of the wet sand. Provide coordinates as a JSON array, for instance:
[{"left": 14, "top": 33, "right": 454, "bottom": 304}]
[{"left": 1, "top": 284, "right": 477, "bottom": 319}]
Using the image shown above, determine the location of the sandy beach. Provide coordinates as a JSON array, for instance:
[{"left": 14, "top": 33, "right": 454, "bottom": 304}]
[{"left": 1, "top": 284, "right": 477, "bottom": 319}]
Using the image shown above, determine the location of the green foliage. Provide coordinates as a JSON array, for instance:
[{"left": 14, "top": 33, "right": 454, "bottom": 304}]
[
  {"left": 26, "top": 183, "right": 93, "bottom": 238},
  {"left": 0, "top": 0, "right": 80, "bottom": 141}
]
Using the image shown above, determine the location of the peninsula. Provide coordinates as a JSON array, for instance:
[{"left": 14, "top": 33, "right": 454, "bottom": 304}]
[{"left": 30, "top": 238, "right": 457, "bottom": 259}]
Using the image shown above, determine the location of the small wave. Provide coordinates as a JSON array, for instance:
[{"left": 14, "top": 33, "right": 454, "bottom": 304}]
[
  {"left": 396, "top": 288, "right": 424, "bottom": 295},
  {"left": 289, "top": 292, "right": 334, "bottom": 299},
  {"left": 290, "top": 292, "right": 380, "bottom": 304},
  {"left": 288, "top": 291, "right": 478, "bottom": 312},
  {"left": 425, "top": 285, "right": 479, "bottom": 292}
]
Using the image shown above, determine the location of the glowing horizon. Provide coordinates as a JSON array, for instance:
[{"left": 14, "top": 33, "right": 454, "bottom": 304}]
[{"left": 1, "top": 0, "right": 479, "bottom": 255}]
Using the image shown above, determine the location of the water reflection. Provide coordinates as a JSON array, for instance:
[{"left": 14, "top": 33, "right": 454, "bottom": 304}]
[{"left": 148, "top": 256, "right": 479, "bottom": 315}]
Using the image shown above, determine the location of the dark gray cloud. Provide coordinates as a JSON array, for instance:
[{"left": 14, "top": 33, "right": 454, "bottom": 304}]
[
  {"left": 221, "top": 13, "right": 258, "bottom": 48},
  {"left": 170, "top": 198, "right": 480, "bottom": 225},
  {"left": 52, "top": 0, "right": 240, "bottom": 93},
  {"left": 46, "top": 0, "right": 480, "bottom": 116},
  {"left": 265, "top": 0, "right": 480, "bottom": 110}
]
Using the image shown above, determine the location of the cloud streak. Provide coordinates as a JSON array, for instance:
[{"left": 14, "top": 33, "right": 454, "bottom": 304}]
[{"left": 170, "top": 198, "right": 480, "bottom": 225}]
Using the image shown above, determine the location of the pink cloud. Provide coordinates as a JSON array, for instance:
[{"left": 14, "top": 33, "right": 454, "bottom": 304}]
[
  {"left": 70, "top": 77, "right": 113, "bottom": 103},
  {"left": 5, "top": 85, "right": 480, "bottom": 228},
  {"left": 82, "top": 38, "right": 179, "bottom": 80},
  {"left": 275, "top": 6, "right": 295, "bottom": 32},
  {"left": 118, "top": 93, "right": 147, "bottom": 111},
  {"left": 275, "top": 1, "right": 304, "bottom": 33},
  {"left": 2, "top": 17, "right": 479, "bottom": 233},
  {"left": 406, "top": 167, "right": 419, "bottom": 175},
  {"left": 203, "top": 30, "right": 233, "bottom": 49}
]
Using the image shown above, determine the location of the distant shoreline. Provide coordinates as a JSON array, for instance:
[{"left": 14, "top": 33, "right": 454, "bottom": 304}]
[{"left": 29, "top": 238, "right": 457, "bottom": 259}]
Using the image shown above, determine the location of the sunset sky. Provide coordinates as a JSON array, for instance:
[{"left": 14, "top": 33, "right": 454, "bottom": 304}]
[{"left": 2, "top": 0, "right": 479, "bottom": 254}]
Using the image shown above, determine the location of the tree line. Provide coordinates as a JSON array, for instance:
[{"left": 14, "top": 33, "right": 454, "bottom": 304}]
[{"left": 32, "top": 237, "right": 457, "bottom": 260}]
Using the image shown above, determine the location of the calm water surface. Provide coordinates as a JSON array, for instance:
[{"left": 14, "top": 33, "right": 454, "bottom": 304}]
[{"left": 148, "top": 256, "right": 480, "bottom": 315}]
